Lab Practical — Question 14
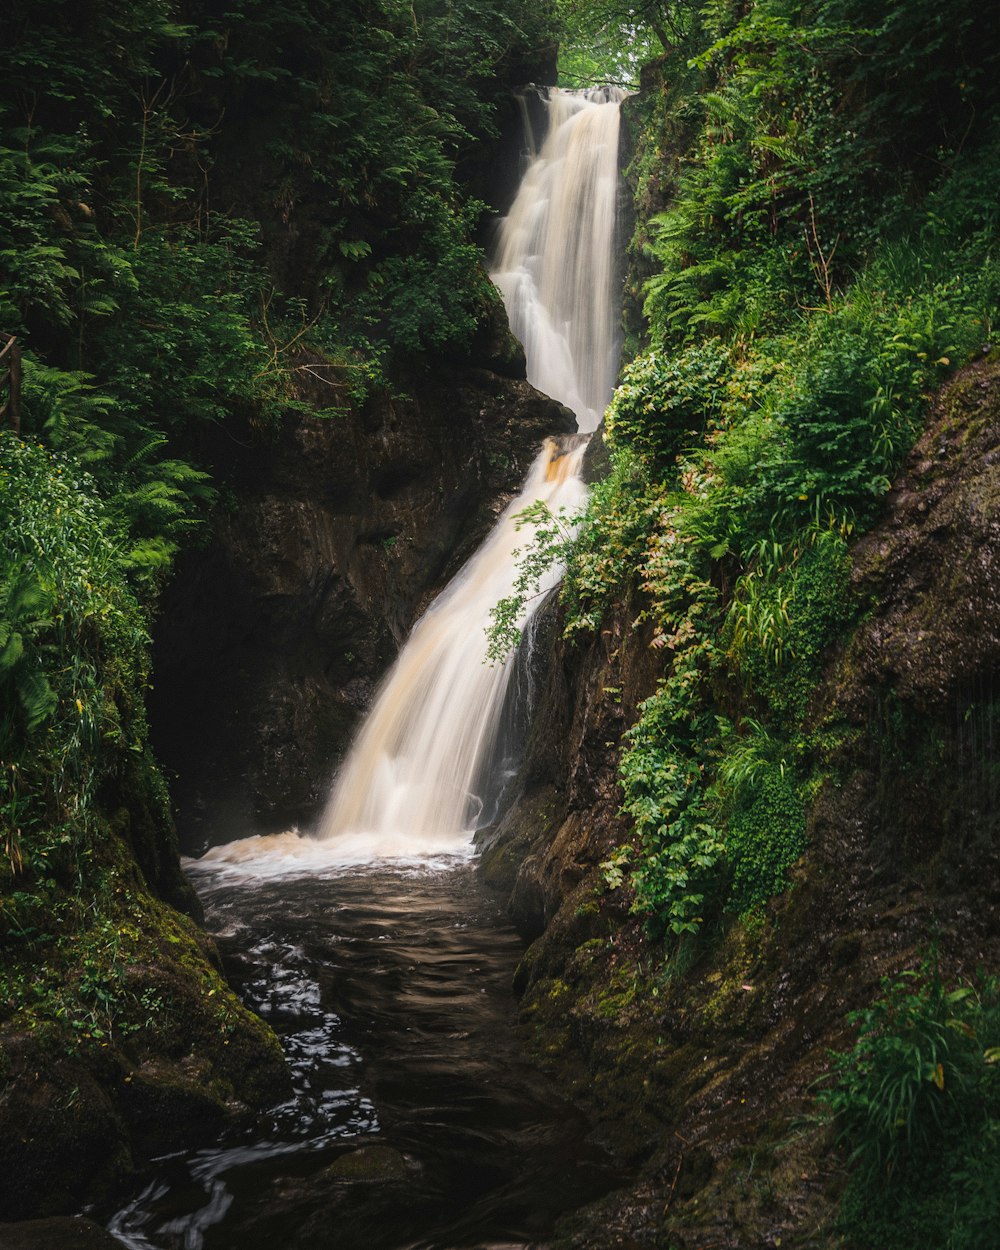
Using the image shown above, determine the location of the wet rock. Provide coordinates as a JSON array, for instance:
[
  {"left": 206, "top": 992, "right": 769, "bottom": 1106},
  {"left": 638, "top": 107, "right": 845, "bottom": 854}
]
[
  {"left": 0, "top": 970, "right": 289, "bottom": 1220},
  {"left": 0, "top": 1217, "right": 122, "bottom": 1249},
  {"left": 116, "top": 1055, "right": 231, "bottom": 1156},
  {"left": 0, "top": 1043, "right": 129, "bottom": 1220},
  {"left": 480, "top": 588, "right": 660, "bottom": 949},
  {"left": 323, "top": 1143, "right": 412, "bottom": 1183},
  {"left": 841, "top": 352, "right": 1000, "bottom": 716}
]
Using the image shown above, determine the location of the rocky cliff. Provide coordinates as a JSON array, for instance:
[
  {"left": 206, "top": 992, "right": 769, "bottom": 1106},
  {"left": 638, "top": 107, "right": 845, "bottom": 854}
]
[
  {"left": 151, "top": 308, "right": 574, "bottom": 846},
  {"left": 479, "top": 353, "right": 1000, "bottom": 1247}
]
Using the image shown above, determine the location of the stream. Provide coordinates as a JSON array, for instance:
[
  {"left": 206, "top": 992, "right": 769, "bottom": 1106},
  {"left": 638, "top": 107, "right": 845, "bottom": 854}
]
[{"left": 104, "top": 851, "right": 621, "bottom": 1249}]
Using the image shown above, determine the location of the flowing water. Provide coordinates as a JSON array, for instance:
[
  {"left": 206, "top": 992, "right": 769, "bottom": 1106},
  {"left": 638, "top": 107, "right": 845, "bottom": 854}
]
[
  {"left": 105, "top": 87, "right": 625, "bottom": 1249},
  {"left": 105, "top": 861, "right": 621, "bottom": 1249},
  {"left": 314, "top": 436, "right": 588, "bottom": 853},
  {"left": 491, "top": 86, "right": 627, "bottom": 433}
]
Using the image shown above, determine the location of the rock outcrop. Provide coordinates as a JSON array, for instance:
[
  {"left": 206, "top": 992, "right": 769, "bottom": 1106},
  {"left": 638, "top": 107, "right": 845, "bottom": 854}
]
[{"left": 151, "top": 305, "right": 575, "bottom": 846}]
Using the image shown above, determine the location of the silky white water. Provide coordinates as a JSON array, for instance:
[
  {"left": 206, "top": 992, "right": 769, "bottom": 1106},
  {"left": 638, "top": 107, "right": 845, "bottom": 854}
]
[
  {"left": 491, "top": 86, "right": 627, "bottom": 432},
  {"left": 316, "top": 436, "right": 587, "bottom": 850},
  {"left": 198, "top": 88, "right": 624, "bottom": 874},
  {"left": 199, "top": 440, "right": 587, "bottom": 874}
]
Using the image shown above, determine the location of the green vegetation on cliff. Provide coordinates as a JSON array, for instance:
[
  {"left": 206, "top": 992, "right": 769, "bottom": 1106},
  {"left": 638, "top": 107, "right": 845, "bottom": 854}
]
[
  {"left": 822, "top": 960, "right": 1000, "bottom": 1249},
  {"left": 493, "top": 5, "right": 1000, "bottom": 1242},
  {"left": 533, "top": 0, "right": 1000, "bottom": 933},
  {"left": 0, "top": 0, "right": 556, "bottom": 1215}
]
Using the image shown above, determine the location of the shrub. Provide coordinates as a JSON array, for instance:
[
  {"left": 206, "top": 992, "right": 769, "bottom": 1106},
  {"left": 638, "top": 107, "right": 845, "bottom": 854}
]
[
  {"left": 724, "top": 762, "right": 805, "bottom": 914},
  {"left": 821, "top": 961, "right": 1000, "bottom": 1250},
  {"left": 725, "top": 526, "right": 854, "bottom": 724},
  {"left": 0, "top": 434, "right": 150, "bottom": 900},
  {"left": 605, "top": 340, "right": 732, "bottom": 472}
]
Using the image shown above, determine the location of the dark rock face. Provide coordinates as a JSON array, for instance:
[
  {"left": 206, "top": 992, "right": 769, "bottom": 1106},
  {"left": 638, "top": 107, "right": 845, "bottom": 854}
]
[
  {"left": 0, "top": 1217, "right": 123, "bottom": 1249},
  {"left": 843, "top": 351, "right": 1000, "bottom": 714},
  {"left": 477, "top": 588, "right": 661, "bottom": 955},
  {"left": 479, "top": 356, "right": 1000, "bottom": 1246},
  {"left": 151, "top": 312, "right": 574, "bottom": 847}
]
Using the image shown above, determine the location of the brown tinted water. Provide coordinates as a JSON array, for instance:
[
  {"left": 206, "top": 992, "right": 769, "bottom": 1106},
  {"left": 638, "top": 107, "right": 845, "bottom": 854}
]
[{"left": 104, "top": 856, "right": 620, "bottom": 1249}]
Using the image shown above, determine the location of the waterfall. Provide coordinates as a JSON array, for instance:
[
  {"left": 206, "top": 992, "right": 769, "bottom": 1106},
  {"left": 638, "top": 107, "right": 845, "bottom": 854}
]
[
  {"left": 317, "top": 89, "right": 624, "bottom": 854},
  {"left": 491, "top": 86, "right": 627, "bottom": 432},
  {"left": 200, "top": 88, "right": 623, "bottom": 872},
  {"left": 314, "top": 437, "right": 589, "bottom": 857}
]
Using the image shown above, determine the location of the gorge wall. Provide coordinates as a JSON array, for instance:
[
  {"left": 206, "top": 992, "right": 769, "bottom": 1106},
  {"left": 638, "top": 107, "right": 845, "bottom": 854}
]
[{"left": 479, "top": 352, "right": 1000, "bottom": 1247}]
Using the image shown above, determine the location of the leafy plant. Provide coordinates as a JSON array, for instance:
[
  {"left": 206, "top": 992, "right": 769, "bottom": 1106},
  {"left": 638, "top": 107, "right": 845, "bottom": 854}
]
[
  {"left": 722, "top": 756, "right": 805, "bottom": 914},
  {"left": 0, "top": 435, "right": 150, "bottom": 896},
  {"left": 605, "top": 340, "right": 731, "bottom": 472},
  {"left": 0, "top": 566, "right": 58, "bottom": 735},
  {"left": 821, "top": 960, "right": 1000, "bottom": 1249},
  {"left": 486, "top": 499, "right": 581, "bottom": 663}
]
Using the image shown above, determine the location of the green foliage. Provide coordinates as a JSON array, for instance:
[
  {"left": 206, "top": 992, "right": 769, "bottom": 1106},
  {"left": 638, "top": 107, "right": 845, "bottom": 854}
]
[
  {"left": 2, "top": 906, "right": 154, "bottom": 1044},
  {"left": 546, "top": 0, "right": 1000, "bottom": 941},
  {"left": 485, "top": 448, "right": 659, "bottom": 660},
  {"left": 0, "top": 433, "right": 256, "bottom": 1059},
  {"left": 354, "top": 195, "right": 499, "bottom": 356},
  {"left": 0, "top": 568, "right": 58, "bottom": 735},
  {"left": 561, "top": 449, "right": 664, "bottom": 636},
  {"left": 617, "top": 502, "right": 724, "bottom": 934},
  {"left": 624, "top": 681, "right": 724, "bottom": 935},
  {"left": 821, "top": 961, "right": 1000, "bottom": 1250},
  {"left": 723, "top": 759, "right": 804, "bottom": 914},
  {"left": 605, "top": 340, "right": 730, "bottom": 472},
  {"left": 1, "top": 0, "right": 557, "bottom": 515},
  {"left": 486, "top": 500, "right": 580, "bottom": 663},
  {"left": 0, "top": 436, "right": 150, "bottom": 892},
  {"left": 555, "top": 0, "right": 685, "bottom": 86},
  {"left": 187, "top": 0, "right": 556, "bottom": 364},
  {"left": 724, "top": 526, "right": 853, "bottom": 724}
]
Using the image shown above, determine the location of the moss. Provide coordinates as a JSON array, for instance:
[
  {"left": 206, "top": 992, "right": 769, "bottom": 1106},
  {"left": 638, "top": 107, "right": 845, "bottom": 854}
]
[
  {"left": 726, "top": 767, "right": 807, "bottom": 916},
  {"left": 0, "top": 852, "right": 288, "bottom": 1218},
  {"left": 323, "top": 1144, "right": 410, "bottom": 1183},
  {"left": 698, "top": 920, "right": 766, "bottom": 1029}
]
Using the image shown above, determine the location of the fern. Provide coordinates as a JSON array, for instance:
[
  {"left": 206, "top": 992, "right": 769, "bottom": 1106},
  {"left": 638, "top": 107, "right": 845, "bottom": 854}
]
[{"left": 0, "top": 566, "right": 58, "bottom": 733}]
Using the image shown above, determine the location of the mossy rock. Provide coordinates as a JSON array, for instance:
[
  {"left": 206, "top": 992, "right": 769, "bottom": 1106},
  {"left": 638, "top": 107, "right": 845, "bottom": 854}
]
[
  {"left": 323, "top": 1143, "right": 411, "bottom": 1183},
  {"left": 0, "top": 880, "right": 289, "bottom": 1219}
]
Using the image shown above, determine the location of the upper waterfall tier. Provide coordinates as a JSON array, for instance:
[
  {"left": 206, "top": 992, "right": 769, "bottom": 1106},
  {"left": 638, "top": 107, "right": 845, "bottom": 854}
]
[{"left": 491, "top": 87, "right": 627, "bottom": 432}]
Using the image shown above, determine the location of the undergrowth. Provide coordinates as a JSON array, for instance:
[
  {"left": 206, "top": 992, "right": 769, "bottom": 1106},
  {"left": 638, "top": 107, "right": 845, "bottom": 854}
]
[
  {"left": 494, "top": 1, "right": 1000, "bottom": 940},
  {"left": 821, "top": 960, "right": 1000, "bottom": 1250}
]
